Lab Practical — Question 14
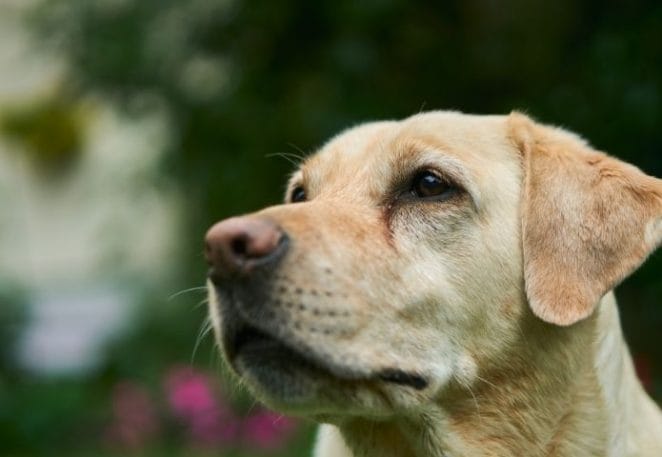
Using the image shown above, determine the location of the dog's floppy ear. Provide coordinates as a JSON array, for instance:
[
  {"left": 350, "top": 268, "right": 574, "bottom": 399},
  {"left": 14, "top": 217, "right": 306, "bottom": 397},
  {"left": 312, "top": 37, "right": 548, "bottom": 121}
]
[{"left": 508, "top": 112, "right": 662, "bottom": 326}]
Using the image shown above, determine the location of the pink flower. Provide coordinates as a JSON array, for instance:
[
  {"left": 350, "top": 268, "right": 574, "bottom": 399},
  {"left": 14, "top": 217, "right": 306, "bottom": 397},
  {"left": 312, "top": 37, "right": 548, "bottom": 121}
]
[
  {"left": 165, "top": 366, "right": 219, "bottom": 418},
  {"left": 165, "top": 365, "right": 239, "bottom": 447},
  {"left": 243, "top": 410, "right": 298, "bottom": 451},
  {"left": 105, "top": 381, "right": 159, "bottom": 450}
]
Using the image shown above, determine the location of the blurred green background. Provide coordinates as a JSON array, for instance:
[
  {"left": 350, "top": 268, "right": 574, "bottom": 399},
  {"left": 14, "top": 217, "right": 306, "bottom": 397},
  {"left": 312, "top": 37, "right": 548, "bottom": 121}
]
[{"left": 0, "top": 0, "right": 660, "bottom": 456}]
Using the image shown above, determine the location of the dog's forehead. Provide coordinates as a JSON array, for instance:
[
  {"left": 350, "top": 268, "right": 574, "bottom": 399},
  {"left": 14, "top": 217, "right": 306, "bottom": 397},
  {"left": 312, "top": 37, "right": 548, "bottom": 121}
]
[
  {"left": 300, "top": 112, "right": 518, "bottom": 201},
  {"left": 305, "top": 121, "right": 399, "bottom": 171}
]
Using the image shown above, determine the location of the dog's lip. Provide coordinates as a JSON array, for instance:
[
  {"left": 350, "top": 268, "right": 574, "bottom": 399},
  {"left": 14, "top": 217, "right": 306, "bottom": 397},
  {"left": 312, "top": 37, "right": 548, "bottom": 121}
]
[
  {"left": 226, "top": 322, "right": 365, "bottom": 380},
  {"left": 225, "top": 321, "right": 429, "bottom": 390}
]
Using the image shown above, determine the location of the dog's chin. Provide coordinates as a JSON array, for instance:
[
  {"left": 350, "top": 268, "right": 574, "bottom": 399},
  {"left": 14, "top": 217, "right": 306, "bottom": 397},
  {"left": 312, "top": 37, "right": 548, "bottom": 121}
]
[
  {"left": 233, "top": 331, "right": 327, "bottom": 395},
  {"left": 221, "top": 323, "right": 431, "bottom": 416},
  {"left": 225, "top": 324, "right": 362, "bottom": 409}
]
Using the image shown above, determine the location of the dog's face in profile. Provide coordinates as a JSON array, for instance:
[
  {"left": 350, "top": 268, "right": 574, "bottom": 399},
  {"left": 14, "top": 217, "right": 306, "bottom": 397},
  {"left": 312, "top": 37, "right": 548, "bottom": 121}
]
[{"left": 205, "top": 112, "right": 662, "bottom": 422}]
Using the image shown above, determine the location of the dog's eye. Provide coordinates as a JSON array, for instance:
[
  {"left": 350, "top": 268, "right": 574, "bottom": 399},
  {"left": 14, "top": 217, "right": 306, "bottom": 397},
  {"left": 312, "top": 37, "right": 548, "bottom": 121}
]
[
  {"left": 411, "top": 171, "right": 455, "bottom": 199},
  {"left": 290, "top": 186, "right": 306, "bottom": 203}
]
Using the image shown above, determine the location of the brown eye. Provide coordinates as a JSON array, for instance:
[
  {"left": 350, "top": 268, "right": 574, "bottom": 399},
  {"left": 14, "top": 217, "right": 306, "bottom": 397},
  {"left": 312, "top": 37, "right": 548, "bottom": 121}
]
[
  {"left": 411, "top": 171, "right": 454, "bottom": 199},
  {"left": 290, "top": 186, "right": 306, "bottom": 203}
]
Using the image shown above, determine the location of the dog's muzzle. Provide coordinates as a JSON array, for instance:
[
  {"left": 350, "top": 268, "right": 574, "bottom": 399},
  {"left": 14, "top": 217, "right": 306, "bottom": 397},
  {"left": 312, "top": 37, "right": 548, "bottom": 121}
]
[{"left": 205, "top": 215, "right": 429, "bottom": 394}]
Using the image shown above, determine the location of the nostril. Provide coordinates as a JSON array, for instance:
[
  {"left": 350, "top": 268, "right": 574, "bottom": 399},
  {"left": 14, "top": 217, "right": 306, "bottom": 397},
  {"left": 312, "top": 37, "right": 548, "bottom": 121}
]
[{"left": 231, "top": 236, "right": 248, "bottom": 257}]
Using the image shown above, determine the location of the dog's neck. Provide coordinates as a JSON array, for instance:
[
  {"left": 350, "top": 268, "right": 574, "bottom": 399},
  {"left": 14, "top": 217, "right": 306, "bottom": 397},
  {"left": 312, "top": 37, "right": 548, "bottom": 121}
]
[{"left": 335, "top": 294, "right": 639, "bottom": 457}]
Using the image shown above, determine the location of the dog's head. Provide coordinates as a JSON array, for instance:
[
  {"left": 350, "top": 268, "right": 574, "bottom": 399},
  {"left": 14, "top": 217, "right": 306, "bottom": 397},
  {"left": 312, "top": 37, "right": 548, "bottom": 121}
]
[{"left": 205, "top": 111, "right": 662, "bottom": 420}]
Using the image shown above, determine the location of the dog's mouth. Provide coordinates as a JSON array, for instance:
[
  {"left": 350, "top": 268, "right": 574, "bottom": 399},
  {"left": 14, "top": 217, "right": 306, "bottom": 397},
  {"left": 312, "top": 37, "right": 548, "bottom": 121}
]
[
  {"left": 228, "top": 324, "right": 323, "bottom": 372},
  {"left": 224, "top": 320, "right": 428, "bottom": 391}
]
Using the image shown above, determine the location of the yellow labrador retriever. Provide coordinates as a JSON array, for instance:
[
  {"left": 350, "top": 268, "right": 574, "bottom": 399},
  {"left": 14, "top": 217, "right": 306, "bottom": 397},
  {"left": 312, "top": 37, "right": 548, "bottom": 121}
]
[{"left": 205, "top": 111, "right": 662, "bottom": 457}]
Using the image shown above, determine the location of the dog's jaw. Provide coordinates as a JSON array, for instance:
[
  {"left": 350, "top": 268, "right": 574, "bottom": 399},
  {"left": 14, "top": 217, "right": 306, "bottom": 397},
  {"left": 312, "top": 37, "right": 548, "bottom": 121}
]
[{"left": 207, "top": 282, "right": 437, "bottom": 415}]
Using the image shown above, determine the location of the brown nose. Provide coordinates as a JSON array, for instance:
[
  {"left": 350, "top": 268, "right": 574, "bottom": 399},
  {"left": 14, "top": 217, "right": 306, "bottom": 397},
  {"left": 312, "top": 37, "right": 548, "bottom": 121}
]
[{"left": 204, "top": 216, "right": 287, "bottom": 282}]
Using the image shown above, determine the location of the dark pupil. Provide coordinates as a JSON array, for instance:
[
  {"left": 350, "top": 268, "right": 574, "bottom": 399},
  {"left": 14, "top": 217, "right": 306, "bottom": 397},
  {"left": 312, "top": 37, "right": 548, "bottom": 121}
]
[
  {"left": 291, "top": 187, "right": 306, "bottom": 202},
  {"left": 414, "top": 172, "right": 448, "bottom": 197}
]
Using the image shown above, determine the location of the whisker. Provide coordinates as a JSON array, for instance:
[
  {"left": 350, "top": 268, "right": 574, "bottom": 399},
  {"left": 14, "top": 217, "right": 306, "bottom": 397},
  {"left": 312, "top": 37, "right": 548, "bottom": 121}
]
[
  {"left": 190, "top": 318, "right": 214, "bottom": 364},
  {"left": 467, "top": 384, "right": 482, "bottom": 424},
  {"left": 286, "top": 142, "right": 308, "bottom": 159},
  {"left": 168, "top": 286, "right": 207, "bottom": 301},
  {"left": 475, "top": 374, "right": 499, "bottom": 390},
  {"left": 265, "top": 152, "right": 302, "bottom": 167}
]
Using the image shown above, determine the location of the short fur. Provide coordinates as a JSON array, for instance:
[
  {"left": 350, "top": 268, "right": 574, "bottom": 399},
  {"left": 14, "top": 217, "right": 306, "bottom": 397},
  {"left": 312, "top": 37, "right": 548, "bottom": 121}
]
[{"left": 207, "top": 111, "right": 662, "bottom": 457}]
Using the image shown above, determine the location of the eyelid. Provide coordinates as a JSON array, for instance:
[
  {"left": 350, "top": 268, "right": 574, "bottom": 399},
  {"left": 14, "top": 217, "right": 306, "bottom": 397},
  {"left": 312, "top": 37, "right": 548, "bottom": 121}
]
[
  {"left": 393, "top": 156, "right": 479, "bottom": 210},
  {"left": 394, "top": 169, "right": 457, "bottom": 204},
  {"left": 395, "top": 165, "right": 461, "bottom": 197},
  {"left": 412, "top": 168, "right": 458, "bottom": 189}
]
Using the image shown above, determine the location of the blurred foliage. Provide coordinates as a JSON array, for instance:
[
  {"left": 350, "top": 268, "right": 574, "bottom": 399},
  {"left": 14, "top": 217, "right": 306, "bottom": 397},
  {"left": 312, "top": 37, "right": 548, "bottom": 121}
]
[
  {"left": 0, "top": 285, "right": 27, "bottom": 372},
  {"left": 2, "top": 0, "right": 661, "bottom": 455},
  {"left": 0, "top": 91, "right": 86, "bottom": 177}
]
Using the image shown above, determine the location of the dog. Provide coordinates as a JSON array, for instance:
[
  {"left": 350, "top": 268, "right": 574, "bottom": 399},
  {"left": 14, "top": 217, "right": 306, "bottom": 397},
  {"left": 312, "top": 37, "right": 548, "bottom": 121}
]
[{"left": 204, "top": 111, "right": 662, "bottom": 457}]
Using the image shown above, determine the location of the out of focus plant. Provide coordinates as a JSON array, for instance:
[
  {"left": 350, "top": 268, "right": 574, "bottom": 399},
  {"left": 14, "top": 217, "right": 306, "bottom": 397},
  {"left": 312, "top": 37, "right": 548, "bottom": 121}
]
[
  {"left": 0, "top": 91, "right": 87, "bottom": 177},
  {"left": 164, "top": 365, "right": 240, "bottom": 448},
  {"left": 105, "top": 381, "right": 160, "bottom": 450},
  {"left": 104, "top": 366, "right": 299, "bottom": 454},
  {"left": 0, "top": 285, "right": 27, "bottom": 372}
]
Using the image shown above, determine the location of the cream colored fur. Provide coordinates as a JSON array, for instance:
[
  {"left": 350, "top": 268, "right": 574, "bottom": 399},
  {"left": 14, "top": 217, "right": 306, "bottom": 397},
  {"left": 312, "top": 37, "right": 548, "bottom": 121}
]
[{"left": 207, "top": 111, "right": 662, "bottom": 457}]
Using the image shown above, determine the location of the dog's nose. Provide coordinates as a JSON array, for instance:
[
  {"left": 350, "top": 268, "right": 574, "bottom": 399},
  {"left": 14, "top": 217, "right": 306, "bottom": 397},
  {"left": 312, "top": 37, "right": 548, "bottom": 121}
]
[{"left": 205, "top": 216, "right": 287, "bottom": 281}]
